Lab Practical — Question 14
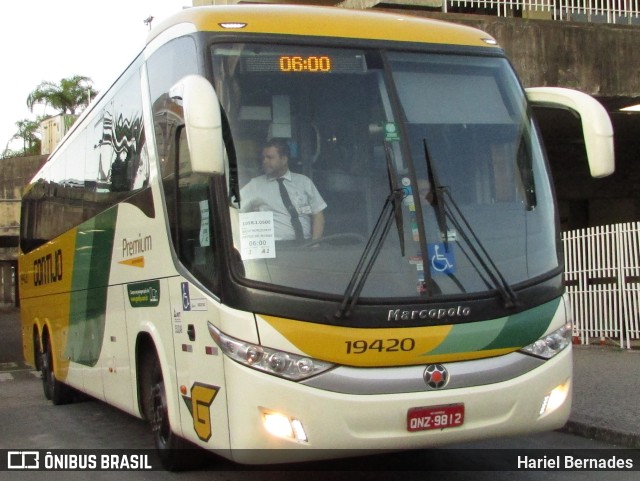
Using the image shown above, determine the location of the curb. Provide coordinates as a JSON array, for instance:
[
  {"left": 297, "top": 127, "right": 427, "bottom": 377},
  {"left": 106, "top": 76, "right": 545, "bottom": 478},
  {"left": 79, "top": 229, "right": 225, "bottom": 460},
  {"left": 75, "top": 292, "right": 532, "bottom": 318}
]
[{"left": 561, "top": 420, "right": 640, "bottom": 449}]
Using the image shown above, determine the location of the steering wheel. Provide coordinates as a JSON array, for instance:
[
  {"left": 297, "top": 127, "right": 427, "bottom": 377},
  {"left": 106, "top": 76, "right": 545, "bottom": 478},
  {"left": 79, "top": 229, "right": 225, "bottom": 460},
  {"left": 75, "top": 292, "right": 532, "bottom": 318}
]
[{"left": 303, "top": 233, "right": 366, "bottom": 248}]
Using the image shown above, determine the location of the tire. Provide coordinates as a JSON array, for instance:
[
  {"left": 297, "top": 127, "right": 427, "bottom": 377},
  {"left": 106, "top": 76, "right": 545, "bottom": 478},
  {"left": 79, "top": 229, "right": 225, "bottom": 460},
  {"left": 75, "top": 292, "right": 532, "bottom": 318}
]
[
  {"left": 41, "top": 336, "right": 74, "bottom": 405},
  {"left": 146, "top": 353, "right": 192, "bottom": 471}
]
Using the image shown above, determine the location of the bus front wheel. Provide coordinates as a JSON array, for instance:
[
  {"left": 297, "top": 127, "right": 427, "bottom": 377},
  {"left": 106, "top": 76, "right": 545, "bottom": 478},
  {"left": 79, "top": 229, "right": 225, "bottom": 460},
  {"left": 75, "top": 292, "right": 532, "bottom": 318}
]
[{"left": 146, "top": 354, "right": 191, "bottom": 471}]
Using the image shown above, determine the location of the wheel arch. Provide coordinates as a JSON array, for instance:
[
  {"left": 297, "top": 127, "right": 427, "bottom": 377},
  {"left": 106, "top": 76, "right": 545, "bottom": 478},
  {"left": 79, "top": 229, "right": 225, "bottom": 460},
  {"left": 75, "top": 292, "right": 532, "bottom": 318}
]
[
  {"left": 135, "top": 331, "right": 158, "bottom": 420},
  {"left": 134, "top": 328, "right": 180, "bottom": 427}
]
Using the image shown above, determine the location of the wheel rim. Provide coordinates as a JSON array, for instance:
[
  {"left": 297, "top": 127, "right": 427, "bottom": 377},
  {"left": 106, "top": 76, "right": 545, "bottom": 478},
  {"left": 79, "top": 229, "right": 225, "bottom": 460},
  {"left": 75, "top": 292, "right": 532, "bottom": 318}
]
[
  {"left": 41, "top": 343, "right": 53, "bottom": 396},
  {"left": 151, "top": 381, "right": 171, "bottom": 447}
]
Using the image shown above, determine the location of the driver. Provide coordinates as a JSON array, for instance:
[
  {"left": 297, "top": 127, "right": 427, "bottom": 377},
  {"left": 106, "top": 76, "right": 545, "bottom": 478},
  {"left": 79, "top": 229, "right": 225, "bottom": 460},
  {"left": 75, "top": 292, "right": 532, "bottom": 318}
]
[{"left": 240, "top": 138, "right": 326, "bottom": 241}]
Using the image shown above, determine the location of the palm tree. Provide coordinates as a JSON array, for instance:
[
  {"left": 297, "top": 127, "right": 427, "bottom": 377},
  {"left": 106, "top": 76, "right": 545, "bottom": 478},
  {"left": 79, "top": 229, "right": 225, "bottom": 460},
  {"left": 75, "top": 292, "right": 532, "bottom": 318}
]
[
  {"left": 10, "top": 119, "right": 41, "bottom": 156},
  {"left": 26, "top": 75, "right": 97, "bottom": 116}
]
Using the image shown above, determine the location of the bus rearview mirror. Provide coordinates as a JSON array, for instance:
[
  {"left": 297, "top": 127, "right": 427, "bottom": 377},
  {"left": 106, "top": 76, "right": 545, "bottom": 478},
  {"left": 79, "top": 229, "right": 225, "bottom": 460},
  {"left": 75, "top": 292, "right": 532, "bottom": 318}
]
[
  {"left": 170, "top": 75, "right": 224, "bottom": 175},
  {"left": 526, "top": 87, "right": 614, "bottom": 178}
]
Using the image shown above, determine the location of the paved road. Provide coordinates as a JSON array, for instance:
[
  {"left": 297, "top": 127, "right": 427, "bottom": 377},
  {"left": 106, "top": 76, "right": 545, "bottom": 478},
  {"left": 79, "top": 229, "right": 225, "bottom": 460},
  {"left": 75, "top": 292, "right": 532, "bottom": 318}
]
[{"left": 563, "top": 344, "right": 640, "bottom": 448}]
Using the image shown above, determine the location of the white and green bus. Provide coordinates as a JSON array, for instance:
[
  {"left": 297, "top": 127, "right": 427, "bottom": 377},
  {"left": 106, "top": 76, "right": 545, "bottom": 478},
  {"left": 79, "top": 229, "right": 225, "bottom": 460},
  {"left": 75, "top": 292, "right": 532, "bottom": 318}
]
[{"left": 19, "top": 4, "right": 614, "bottom": 468}]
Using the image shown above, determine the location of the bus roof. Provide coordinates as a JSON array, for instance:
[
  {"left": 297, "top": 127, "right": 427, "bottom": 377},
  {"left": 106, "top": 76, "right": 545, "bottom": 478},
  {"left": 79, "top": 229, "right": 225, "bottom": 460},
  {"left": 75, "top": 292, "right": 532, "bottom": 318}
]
[{"left": 147, "top": 5, "right": 499, "bottom": 49}]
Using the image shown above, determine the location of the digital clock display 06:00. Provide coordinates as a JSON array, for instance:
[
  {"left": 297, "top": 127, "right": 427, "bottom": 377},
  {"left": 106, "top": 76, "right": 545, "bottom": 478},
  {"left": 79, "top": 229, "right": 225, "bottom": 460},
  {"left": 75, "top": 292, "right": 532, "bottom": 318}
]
[{"left": 278, "top": 55, "right": 332, "bottom": 72}]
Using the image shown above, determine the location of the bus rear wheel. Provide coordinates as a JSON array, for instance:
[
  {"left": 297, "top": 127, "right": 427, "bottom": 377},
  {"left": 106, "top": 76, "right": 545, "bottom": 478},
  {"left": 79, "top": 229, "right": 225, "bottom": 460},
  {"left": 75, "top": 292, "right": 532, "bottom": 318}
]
[{"left": 40, "top": 336, "right": 73, "bottom": 405}]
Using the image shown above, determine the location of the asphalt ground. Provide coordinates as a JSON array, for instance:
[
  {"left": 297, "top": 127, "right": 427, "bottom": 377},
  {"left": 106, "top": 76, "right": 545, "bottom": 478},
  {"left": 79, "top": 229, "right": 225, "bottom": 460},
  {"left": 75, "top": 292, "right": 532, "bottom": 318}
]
[{"left": 562, "top": 343, "right": 640, "bottom": 448}]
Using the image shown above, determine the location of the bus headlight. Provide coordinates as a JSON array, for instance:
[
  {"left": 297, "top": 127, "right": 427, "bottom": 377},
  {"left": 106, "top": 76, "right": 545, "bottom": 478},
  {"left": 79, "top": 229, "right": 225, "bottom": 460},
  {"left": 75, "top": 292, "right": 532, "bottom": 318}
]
[
  {"left": 520, "top": 323, "right": 572, "bottom": 359},
  {"left": 207, "top": 322, "right": 334, "bottom": 381}
]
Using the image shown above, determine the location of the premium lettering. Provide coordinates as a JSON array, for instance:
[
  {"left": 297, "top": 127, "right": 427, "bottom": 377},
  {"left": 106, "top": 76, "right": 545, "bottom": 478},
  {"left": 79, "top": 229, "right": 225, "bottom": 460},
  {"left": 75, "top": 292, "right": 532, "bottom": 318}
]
[
  {"left": 122, "top": 234, "right": 152, "bottom": 257},
  {"left": 387, "top": 306, "right": 471, "bottom": 322}
]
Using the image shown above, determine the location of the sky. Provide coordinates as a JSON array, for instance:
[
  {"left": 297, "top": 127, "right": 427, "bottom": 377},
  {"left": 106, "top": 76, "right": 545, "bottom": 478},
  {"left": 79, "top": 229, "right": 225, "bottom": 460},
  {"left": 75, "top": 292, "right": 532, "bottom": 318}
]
[{"left": 0, "top": 0, "right": 190, "bottom": 153}]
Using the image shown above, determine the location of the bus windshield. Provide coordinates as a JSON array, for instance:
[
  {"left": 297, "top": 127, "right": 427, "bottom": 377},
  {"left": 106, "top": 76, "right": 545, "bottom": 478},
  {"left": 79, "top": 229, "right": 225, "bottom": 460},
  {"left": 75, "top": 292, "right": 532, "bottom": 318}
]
[{"left": 212, "top": 43, "right": 559, "bottom": 300}]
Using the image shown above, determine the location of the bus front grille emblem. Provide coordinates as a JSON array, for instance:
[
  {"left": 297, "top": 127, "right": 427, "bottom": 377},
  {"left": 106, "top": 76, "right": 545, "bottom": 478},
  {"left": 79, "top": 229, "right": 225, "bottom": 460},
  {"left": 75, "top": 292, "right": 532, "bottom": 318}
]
[{"left": 424, "top": 364, "right": 449, "bottom": 389}]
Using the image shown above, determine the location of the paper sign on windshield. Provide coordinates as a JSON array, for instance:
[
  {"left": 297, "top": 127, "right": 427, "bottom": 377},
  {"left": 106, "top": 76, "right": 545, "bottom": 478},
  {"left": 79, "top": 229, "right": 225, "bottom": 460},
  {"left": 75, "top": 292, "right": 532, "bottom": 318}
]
[{"left": 239, "top": 211, "right": 276, "bottom": 260}]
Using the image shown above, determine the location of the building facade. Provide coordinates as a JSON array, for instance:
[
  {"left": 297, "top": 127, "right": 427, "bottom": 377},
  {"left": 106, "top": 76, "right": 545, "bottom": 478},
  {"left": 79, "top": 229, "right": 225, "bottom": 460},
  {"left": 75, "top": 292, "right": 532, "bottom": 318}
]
[{"left": 0, "top": 155, "right": 47, "bottom": 306}]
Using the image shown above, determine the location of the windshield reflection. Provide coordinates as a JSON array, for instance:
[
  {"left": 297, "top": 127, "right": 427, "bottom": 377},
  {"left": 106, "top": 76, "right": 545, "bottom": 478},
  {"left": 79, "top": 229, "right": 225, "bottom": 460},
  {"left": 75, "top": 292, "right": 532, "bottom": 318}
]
[{"left": 212, "top": 44, "right": 559, "bottom": 300}]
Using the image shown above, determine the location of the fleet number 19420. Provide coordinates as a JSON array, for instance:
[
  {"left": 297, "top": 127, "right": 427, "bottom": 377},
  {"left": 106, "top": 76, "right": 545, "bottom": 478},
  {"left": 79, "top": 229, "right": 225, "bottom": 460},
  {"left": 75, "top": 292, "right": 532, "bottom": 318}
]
[{"left": 345, "top": 338, "right": 416, "bottom": 354}]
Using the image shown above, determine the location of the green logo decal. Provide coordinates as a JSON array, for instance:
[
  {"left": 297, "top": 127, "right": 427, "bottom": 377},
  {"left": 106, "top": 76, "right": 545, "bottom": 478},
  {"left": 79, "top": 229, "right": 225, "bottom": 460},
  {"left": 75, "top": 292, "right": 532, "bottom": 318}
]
[
  {"left": 383, "top": 122, "right": 400, "bottom": 141},
  {"left": 127, "top": 280, "right": 160, "bottom": 307}
]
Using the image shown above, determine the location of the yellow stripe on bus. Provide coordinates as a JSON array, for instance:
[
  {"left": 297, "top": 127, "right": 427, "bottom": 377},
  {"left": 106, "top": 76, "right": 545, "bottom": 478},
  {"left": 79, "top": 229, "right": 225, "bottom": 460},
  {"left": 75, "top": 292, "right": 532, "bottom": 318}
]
[
  {"left": 149, "top": 6, "right": 497, "bottom": 49},
  {"left": 260, "top": 315, "right": 453, "bottom": 367}
]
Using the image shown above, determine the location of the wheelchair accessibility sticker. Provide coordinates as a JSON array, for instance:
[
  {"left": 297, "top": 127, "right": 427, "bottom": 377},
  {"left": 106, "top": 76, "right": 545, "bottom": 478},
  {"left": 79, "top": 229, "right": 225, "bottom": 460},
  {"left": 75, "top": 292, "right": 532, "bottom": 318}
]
[{"left": 428, "top": 243, "right": 455, "bottom": 274}]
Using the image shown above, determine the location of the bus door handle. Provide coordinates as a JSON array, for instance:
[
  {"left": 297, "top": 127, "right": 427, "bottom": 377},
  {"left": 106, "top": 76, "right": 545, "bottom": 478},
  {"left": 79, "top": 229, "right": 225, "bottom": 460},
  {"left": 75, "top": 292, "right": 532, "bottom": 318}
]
[{"left": 187, "top": 324, "right": 196, "bottom": 342}]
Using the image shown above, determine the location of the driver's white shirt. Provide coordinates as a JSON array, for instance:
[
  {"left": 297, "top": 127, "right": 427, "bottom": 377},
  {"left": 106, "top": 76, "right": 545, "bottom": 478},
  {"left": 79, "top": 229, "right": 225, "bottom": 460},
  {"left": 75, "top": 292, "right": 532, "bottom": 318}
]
[{"left": 240, "top": 170, "right": 327, "bottom": 240}]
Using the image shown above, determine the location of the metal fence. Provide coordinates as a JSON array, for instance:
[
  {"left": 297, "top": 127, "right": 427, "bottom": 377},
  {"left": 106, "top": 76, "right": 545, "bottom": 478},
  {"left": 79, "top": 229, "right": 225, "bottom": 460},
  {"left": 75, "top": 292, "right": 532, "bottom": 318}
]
[
  {"left": 447, "top": 0, "right": 640, "bottom": 24},
  {"left": 562, "top": 222, "right": 640, "bottom": 348}
]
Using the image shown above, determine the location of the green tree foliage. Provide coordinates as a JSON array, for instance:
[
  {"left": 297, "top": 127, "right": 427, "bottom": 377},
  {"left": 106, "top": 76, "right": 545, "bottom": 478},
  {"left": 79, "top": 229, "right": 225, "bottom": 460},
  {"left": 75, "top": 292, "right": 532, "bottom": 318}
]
[
  {"left": 26, "top": 75, "right": 97, "bottom": 116},
  {"left": 2, "top": 119, "right": 41, "bottom": 158},
  {"left": 2, "top": 75, "right": 97, "bottom": 159}
]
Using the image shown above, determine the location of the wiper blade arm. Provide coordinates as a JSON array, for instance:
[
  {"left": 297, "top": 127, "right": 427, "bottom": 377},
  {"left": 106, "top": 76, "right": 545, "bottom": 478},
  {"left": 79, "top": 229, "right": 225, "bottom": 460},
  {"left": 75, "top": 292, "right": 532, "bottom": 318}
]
[
  {"left": 334, "top": 191, "right": 403, "bottom": 320},
  {"left": 442, "top": 189, "right": 519, "bottom": 309},
  {"left": 335, "top": 145, "right": 406, "bottom": 320},
  {"left": 422, "top": 138, "right": 518, "bottom": 309},
  {"left": 423, "top": 139, "right": 449, "bottom": 247}
]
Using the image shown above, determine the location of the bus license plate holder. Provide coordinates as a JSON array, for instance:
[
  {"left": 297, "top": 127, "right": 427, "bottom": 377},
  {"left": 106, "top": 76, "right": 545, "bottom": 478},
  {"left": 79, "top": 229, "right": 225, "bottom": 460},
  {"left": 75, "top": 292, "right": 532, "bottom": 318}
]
[{"left": 407, "top": 403, "right": 465, "bottom": 432}]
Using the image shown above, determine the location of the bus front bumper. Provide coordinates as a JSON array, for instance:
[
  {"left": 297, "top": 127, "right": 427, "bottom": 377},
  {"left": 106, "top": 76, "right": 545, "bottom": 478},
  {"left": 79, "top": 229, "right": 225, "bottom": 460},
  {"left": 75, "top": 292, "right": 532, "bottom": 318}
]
[{"left": 222, "top": 346, "right": 572, "bottom": 464}]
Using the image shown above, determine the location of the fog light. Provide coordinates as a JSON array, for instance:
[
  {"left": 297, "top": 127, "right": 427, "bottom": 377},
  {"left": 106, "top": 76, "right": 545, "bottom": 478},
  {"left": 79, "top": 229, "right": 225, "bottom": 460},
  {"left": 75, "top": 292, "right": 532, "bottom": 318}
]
[
  {"left": 539, "top": 380, "right": 570, "bottom": 416},
  {"left": 262, "top": 411, "right": 308, "bottom": 442},
  {"left": 291, "top": 419, "right": 308, "bottom": 443}
]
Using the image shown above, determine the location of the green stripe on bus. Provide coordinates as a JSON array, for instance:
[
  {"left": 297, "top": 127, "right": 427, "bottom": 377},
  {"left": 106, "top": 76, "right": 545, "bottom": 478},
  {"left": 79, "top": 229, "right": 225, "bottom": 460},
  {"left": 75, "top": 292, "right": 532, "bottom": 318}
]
[
  {"left": 65, "top": 207, "right": 118, "bottom": 367},
  {"left": 424, "top": 298, "right": 560, "bottom": 355}
]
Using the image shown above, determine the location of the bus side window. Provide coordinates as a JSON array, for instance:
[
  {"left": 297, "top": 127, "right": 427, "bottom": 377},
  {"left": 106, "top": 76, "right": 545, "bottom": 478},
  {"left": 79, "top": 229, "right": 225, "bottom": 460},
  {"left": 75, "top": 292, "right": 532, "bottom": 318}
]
[{"left": 174, "top": 127, "right": 218, "bottom": 291}]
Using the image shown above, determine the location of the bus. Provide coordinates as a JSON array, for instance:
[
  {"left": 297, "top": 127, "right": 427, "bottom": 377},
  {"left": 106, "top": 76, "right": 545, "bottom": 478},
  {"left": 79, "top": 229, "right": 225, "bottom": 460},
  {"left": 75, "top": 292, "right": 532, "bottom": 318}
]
[{"left": 19, "top": 4, "right": 614, "bottom": 468}]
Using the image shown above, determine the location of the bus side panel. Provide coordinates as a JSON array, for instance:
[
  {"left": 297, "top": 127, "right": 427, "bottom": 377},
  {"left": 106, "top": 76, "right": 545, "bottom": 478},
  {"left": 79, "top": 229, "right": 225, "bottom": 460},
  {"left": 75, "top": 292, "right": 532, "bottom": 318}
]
[
  {"left": 20, "top": 207, "right": 120, "bottom": 396},
  {"left": 19, "top": 228, "right": 78, "bottom": 387},
  {"left": 112, "top": 200, "right": 179, "bottom": 418},
  {"left": 66, "top": 209, "right": 118, "bottom": 400},
  {"left": 100, "top": 284, "right": 133, "bottom": 412},
  {"left": 167, "top": 279, "right": 231, "bottom": 452},
  {"left": 19, "top": 290, "right": 86, "bottom": 391},
  {"left": 123, "top": 278, "right": 176, "bottom": 421}
]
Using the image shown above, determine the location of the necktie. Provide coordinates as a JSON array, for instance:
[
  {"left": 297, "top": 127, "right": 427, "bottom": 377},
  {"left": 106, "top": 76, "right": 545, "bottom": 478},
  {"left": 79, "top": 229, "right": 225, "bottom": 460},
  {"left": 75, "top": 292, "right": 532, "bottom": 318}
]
[{"left": 277, "top": 177, "right": 304, "bottom": 241}]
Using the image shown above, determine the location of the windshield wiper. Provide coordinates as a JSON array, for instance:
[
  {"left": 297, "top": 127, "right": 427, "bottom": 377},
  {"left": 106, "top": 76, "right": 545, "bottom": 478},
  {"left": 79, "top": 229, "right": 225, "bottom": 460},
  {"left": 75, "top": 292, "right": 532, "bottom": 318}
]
[
  {"left": 423, "top": 138, "right": 519, "bottom": 309},
  {"left": 423, "top": 139, "right": 449, "bottom": 248},
  {"left": 334, "top": 142, "right": 405, "bottom": 320}
]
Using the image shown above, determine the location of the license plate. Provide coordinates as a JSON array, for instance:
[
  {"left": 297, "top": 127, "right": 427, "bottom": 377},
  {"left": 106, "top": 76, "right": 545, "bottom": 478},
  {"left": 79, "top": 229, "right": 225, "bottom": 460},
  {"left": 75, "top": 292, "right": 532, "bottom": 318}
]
[{"left": 407, "top": 404, "right": 465, "bottom": 432}]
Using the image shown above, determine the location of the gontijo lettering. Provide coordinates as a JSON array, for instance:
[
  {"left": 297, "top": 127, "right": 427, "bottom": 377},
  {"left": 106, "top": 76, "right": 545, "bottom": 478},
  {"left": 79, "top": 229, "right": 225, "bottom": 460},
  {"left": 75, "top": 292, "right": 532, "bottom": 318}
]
[{"left": 33, "top": 249, "right": 63, "bottom": 286}]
